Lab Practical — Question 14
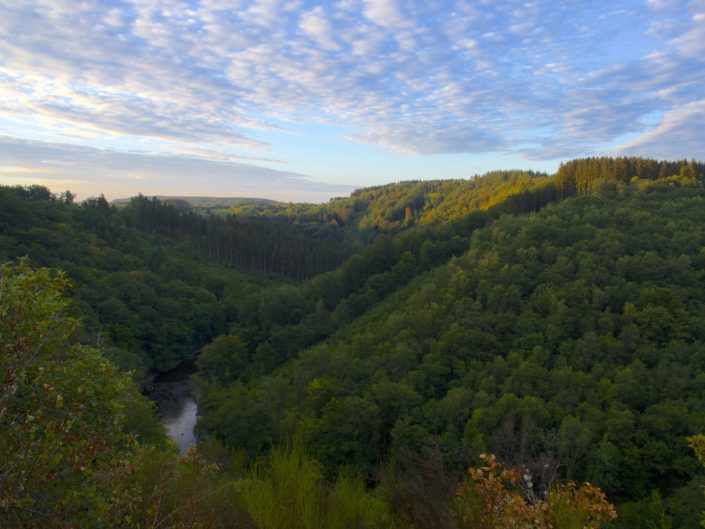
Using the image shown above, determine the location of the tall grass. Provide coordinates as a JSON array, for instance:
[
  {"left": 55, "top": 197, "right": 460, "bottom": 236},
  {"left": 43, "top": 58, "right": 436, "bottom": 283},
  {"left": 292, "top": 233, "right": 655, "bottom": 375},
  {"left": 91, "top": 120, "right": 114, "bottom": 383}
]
[
  {"left": 238, "top": 444, "right": 391, "bottom": 529},
  {"left": 324, "top": 473, "right": 393, "bottom": 529}
]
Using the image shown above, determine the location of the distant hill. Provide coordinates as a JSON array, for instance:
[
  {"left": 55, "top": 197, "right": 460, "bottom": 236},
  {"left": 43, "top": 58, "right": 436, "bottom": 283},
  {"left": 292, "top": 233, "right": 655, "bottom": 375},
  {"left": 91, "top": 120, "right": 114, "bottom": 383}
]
[{"left": 112, "top": 195, "right": 282, "bottom": 216}]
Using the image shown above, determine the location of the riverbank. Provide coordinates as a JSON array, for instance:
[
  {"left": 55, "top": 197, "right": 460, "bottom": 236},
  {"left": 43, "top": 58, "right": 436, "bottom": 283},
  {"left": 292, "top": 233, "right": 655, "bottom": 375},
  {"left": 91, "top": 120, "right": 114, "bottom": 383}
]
[{"left": 146, "top": 358, "right": 198, "bottom": 452}]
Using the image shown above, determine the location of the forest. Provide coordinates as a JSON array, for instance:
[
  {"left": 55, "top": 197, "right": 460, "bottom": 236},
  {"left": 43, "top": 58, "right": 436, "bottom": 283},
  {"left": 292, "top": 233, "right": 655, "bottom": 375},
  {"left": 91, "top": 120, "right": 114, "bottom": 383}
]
[{"left": 1, "top": 156, "right": 705, "bottom": 528}]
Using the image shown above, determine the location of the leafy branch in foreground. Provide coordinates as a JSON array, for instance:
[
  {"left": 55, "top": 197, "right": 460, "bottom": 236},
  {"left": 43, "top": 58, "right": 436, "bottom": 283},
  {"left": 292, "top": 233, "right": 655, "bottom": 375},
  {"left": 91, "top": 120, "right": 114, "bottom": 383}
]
[
  {"left": 0, "top": 258, "right": 136, "bottom": 526},
  {"left": 457, "top": 453, "right": 616, "bottom": 529}
]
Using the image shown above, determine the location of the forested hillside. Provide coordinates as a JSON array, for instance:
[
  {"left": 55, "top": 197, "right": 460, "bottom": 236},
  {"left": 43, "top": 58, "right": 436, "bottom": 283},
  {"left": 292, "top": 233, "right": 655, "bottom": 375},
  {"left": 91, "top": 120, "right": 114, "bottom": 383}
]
[
  {"left": 113, "top": 195, "right": 280, "bottom": 217},
  {"left": 0, "top": 186, "right": 279, "bottom": 373},
  {"left": 195, "top": 159, "right": 705, "bottom": 528},
  {"left": 124, "top": 195, "right": 356, "bottom": 280},
  {"left": 3, "top": 157, "right": 705, "bottom": 528},
  {"left": 0, "top": 169, "right": 557, "bottom": 373},
  {"left": 555, "top": 157, "right": 704, "bottom": 197},
  {"left": 0, "top": 255, "right": 622, "bottom": 529},
  {"left": 230, "top": 170, "right": 556, "bottom": 232}
]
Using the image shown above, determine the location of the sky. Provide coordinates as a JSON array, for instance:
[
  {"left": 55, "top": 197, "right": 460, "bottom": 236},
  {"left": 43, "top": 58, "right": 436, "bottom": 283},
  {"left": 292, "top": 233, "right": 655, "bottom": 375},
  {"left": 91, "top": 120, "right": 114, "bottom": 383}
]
[{"left": 0, "top": 0, "right": 703, "bottom": 202}]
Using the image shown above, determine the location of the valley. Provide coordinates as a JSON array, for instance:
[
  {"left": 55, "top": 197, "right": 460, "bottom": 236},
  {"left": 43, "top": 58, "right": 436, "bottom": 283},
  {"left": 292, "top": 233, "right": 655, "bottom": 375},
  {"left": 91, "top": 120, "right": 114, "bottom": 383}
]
[{"left": 2, "top": 157, "right": 705, "bottom": 528}]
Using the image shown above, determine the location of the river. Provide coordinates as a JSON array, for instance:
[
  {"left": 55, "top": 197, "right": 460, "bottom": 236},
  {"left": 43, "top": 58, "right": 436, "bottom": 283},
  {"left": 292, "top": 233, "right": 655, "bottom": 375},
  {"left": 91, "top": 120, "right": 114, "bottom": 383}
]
[{"left": 148, "top": 358, "right": 198, "bottom": 452}]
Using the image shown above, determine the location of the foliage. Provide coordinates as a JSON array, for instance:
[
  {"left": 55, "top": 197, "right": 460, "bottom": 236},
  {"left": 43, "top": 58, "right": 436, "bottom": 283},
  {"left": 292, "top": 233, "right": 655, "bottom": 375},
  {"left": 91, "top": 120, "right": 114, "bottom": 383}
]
[
  {"left": 380, "top": 446, "right": 459, "bottom": 529},
  {"left": 555, "top": 157, "right": 704, "bottom": 197},
  {"left": 0, "top": 259, "right": 246, "bottom": 528},
  {"left": 0, "top": 259, "right": 137, "bottom": 526},
  {"left": 123, "top": 194, "right": 354, "bottom": 280},
  {"left": 614, "top": 490, "right": 673, "bottom": 529},
  {"left": 198, "top": 180, "right": 705, "bottom": 524},
  {"left": 113, "top": 446, "right": 252, "bottom": 529},
  {"left": 688, "top": 435, "right": 705, "bottom": 527},
  {"left": 207, "top": 173, "right": 557, "bottom": 390},
  {"left": 0, "top": 185, "right": 274, "bottom": 372},
  {"left": 456, "top": 453, "right": 616, "bottom": 529},
  {"left": 239, "top": 444, "right": 392, "bottom": 529},
  {"left": 231, "top": 170, "right": 554, "bottom": 233},
  {"left": 690, "top": 435, "right": 705, "bottom": 468}
]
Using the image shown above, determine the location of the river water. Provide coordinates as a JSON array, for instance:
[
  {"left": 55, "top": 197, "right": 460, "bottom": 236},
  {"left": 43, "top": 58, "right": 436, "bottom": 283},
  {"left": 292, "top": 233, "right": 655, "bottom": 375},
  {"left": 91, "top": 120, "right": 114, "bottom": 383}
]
[{"left": 148, "top": 358, "right": 198, "bottom": 452}]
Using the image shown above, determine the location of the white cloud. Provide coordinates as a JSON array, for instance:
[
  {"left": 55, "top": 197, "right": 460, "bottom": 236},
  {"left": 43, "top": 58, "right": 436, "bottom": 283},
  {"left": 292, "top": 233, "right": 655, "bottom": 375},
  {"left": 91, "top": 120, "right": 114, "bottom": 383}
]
[
  {"left": 0, "top": 0, "right": 703, "bottom": 168},
  {"left": 243, "top": 0, "right": 287, "bottom": 28},
  {"left": 103, "top": 7, "right": 125, "bottom": 28},
  {"left": 618, "top": 99, "right": 705, "bottom": 158},
  {"left": 299, "top": 6, "right": 339, "bottom": 50},
  {"left": 362, "top": 0, "right": 408, "bottom": 28}
]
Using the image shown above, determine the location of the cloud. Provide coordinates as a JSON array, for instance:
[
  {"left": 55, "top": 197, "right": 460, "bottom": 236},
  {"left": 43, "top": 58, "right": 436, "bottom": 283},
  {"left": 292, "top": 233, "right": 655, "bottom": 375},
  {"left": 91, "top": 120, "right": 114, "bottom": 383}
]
[
  {"left": 0, "top": 136, "right": 355, "bottom": 202},
  {"left": 362, "top": 0, "right": 408, "bottom": 28},
  {"left": 617, "top": 99, "right": 705, "bottom": 159},
  {"left": 299, "top": 6, "right": 339, "bottom": 50},
  {"left": 0, "top": 0, "right": 703, "bottom": 165}
]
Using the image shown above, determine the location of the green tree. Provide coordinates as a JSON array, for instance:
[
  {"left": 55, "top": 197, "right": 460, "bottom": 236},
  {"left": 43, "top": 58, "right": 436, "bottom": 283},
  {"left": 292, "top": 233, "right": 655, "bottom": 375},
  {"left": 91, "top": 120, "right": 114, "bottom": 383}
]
[
  {"left": 196, "top": 333, "right": 248, "bottom": 385},
  {"left": 0, "top": 260, "right": 139, "bottom": 526}
]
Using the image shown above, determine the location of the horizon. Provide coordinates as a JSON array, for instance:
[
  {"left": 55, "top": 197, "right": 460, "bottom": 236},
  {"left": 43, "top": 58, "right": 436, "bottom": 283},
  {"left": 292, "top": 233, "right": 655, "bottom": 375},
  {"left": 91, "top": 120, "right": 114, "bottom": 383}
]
[
  {"left": 1, "top": 0, "right": 703, "bottom": 202},
  {"left": 18, "top": 166, "right": 554, "bottom": 204}
]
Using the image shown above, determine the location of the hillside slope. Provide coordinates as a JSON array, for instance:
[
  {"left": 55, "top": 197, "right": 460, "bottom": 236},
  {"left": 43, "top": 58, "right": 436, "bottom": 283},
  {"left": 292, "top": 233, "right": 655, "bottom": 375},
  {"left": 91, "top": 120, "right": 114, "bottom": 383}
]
[
  {"left": 198, "top": 181, "right": 705, "bottom": 527},
  {"left": 0, "top": 186, "right": 277, "bottom": 373}
]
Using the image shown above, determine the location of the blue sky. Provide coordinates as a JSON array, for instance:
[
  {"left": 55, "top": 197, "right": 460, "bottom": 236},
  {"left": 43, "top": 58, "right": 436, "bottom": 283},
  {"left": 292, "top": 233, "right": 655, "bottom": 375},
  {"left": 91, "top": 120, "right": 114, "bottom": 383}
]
[{"left": 0, "top": 0, "right": 703, "bottom": 202}]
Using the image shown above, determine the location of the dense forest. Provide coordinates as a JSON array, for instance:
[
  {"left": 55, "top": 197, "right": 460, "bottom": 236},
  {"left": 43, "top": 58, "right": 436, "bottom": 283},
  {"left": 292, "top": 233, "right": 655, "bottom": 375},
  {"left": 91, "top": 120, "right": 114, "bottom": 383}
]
[
  {"left": 0, "top": 186, "right": 280, "bottom": 373},
  {"left": 2, "top": 156, "right": 705, "bottom": 528},
  {"left": 123, "top": 194, "right": 356, "bottom": 281},
  {"left": 229, "top": 170, "right": 556, "bottom": 231}
]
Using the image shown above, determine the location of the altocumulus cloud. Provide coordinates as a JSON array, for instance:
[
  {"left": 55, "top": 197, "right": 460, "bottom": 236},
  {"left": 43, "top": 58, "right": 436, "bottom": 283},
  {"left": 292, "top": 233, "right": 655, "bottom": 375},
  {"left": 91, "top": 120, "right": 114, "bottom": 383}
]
[{"left": 0, "top": 0, "right": 704, "bottom": 191}]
